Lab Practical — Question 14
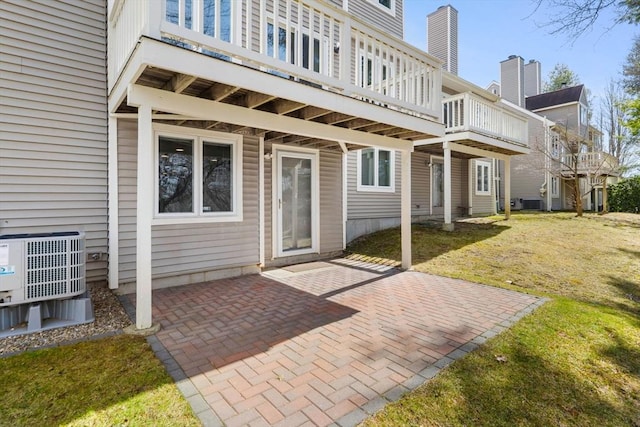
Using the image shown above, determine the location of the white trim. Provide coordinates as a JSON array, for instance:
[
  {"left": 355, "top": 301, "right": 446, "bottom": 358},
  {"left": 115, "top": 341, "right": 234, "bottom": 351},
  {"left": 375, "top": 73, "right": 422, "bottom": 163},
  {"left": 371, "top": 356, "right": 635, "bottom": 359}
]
[
  {"left": 551, "top": 175, "right": 560, "bottom": 198},
  {"left": 400, "top": 149, "right": 411, "bottom": 269},
  {"left": 367, "top": 0, "right": 396, "bottom": 16},
  {"left": 356, "top": 148, "right": 396, "bottom": 192},
  {"left": 152, "top": 123, "right": 243, "bottom": 224},
  {"left": 443, "top": 146, "right": 452, "bottom": 225},
  {"left": 273, "top": 144, "right": 320, "bottom": 258},
  {"left": 468, "top": 159, "right": 473, "bottom": 215},
  {"left": 136, "top": 105, "right": 153, "bottom": 330},
  {"left": 415, "top": 132, "right": 529, "bottom": 157},
  {"left": 342, "top": 151, "right": 347, "bottom": 250},
  {"left": 259, "top": 136, "right": 265, "bottom": 267},
  {"left": 108, "top": 116, "right": 119, "bottom": 289},
  {"left": 475, "top": 160, "right": 491, "bottom": 196},
  {"left": 429, "top": 155, "right": 444, "bottom": 213}
]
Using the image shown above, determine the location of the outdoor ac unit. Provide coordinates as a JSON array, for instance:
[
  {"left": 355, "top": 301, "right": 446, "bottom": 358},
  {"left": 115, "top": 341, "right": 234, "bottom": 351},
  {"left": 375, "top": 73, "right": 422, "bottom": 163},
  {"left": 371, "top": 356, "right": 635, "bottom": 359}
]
[
  {"left": 0, "top": 232, "right": 86, "bottom": 307},
  {"left": 510, "top": 198, "right": 523, "bottom": 210}
]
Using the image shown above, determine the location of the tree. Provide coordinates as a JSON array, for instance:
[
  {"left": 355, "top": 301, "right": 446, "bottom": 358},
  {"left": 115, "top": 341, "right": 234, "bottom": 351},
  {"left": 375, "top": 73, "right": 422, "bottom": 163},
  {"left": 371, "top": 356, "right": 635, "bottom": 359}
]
[
  {"left": 543, "top": 63, "right": 581, "bottom": 93},
  {"left": 532, "top": 0, "right": 640, "bottom": 39},
  {"left": 623, "top": 35, "right": 640, "bottom": 94},
  {"left": 597, "top": 80, "right": 639, "bottom": 173},
  {"left": 608, "top": 175, "right": 640, "bottom": 212}
]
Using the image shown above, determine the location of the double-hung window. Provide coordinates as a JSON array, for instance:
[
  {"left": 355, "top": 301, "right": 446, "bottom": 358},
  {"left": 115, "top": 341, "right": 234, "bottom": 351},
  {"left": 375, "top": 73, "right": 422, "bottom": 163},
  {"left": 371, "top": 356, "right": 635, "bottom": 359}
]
[
  {"left": 357, "top": 148, "right": 395, "bottom": 192},
  {"left": 475, "top": 160, "right": 491, "bottom": 196},
  {"left": 155, "top": 124, "right": 242, "bottom": 223}
]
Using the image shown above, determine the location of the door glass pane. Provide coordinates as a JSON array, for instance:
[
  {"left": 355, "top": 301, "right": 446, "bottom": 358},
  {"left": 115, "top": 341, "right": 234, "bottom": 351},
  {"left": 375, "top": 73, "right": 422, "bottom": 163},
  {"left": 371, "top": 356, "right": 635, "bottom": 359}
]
[
  {"left": 158, "top": 136, "right": 194, "bottom": 213},
  {"left": 476, "top": 165, "right": 482, "bottom": 192},
  {"left": 203, "top": 142, "right": 232, "bottom": 212},
  {"left": 282, "top": 157, "right": 312, "bottom": 252},
  {"left": 433, "top": 162, "right": 443, "bottom": 207},
  {"left": 378, "top": 150, "right": 391, "bottom": 187},
  {"left": 361, "top": 148, "right": 375, "bottom": 186}
]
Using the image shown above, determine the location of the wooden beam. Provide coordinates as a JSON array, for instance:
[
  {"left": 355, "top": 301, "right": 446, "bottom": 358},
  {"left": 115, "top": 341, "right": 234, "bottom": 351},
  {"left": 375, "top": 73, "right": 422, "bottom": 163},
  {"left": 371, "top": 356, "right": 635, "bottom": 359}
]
[
  {"left": 299, "top": 106, "right": 330, "bottom": 120},
  {"left": 317, "top": 112, "right": 353, "bottom": 125},
  {"left": 128, "top": 84, "right": 414, "bottom": 151},
  {"left": 273, "top": 99, "right": 306, "bottom": 115},
  {"left": 205, "top": 84, "right": 240, "bottom": 101},
  {"left": 162, "top": 73, "right": 197, "bottom": 94},
  {"left": 245, "top": 93, "right": 277, "bottom": 109}
]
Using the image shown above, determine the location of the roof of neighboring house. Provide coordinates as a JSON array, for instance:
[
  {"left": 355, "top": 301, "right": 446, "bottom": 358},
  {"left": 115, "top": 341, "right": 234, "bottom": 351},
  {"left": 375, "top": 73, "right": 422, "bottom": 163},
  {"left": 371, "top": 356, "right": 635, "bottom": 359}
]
[{"left": 525, "top": 84, "right": 584, "bottom": 111}]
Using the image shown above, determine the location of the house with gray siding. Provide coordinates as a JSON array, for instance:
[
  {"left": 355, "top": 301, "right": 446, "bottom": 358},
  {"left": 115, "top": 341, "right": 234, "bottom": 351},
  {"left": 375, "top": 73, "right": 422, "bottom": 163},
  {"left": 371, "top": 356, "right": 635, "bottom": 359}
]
[
  {"left": 500, "top": 84, "right": 619, "bottom": 212},
  {"left": 106, "top": 0, "right": 449, "bottom": 330},
  {"left": 1, "top": 0, "right": 529, "bottom": 332}
]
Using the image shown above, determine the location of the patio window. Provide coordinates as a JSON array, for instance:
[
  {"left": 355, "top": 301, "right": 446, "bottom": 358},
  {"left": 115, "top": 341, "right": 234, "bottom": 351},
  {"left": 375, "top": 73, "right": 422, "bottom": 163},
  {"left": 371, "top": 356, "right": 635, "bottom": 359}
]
[
  {"left": 475, "top": 160, "right": 491, "bottom": 196},
  {"left": 155, "top": 124, "right": 242, "bottom": 223},
  {"left": 357, "top": 148, "right": 395, "bottom": 192}
]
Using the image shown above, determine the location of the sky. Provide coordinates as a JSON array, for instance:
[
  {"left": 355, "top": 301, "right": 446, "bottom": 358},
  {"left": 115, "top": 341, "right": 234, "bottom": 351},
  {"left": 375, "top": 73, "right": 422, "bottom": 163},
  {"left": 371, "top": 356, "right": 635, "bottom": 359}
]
[{"left": 402, "top": 0, "right": 636, "bottom": 101}]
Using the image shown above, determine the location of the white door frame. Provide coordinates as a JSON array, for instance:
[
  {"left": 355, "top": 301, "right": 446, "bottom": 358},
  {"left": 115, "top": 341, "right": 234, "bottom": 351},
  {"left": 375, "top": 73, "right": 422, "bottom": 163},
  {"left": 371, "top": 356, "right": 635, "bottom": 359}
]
[
  {"left": 429, "top": 155, "right": 444, "bottom": 216},
  {"left": 272, "top": 144, "right": 320, "bottom": 258}
]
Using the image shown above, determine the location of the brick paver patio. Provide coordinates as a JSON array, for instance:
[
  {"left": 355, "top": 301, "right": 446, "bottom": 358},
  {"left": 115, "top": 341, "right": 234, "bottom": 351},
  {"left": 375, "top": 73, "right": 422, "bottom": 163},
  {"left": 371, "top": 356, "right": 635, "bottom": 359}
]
[{"left": 125, "top": 259, "right": 544, "bottom": 427}]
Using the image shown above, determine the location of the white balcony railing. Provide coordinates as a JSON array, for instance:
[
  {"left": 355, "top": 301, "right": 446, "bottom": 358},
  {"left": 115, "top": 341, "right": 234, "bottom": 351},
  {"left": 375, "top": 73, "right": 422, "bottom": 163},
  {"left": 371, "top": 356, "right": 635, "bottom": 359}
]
[
  {"left": 442, "top": 92, "right": 528, "bottom": 146},
  {"left": 560, "top": 152, "right": 618, "bottom": 176},
  {"left": 107, "top": 0, "right": 442, "bottom": 120}
]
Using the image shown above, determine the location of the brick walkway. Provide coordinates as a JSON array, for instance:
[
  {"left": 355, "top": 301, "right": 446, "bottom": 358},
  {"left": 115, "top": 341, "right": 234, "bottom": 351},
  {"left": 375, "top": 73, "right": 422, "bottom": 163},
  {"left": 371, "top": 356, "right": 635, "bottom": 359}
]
[{"left": 125, "top": 259, "right": 544, "bottom": 427}]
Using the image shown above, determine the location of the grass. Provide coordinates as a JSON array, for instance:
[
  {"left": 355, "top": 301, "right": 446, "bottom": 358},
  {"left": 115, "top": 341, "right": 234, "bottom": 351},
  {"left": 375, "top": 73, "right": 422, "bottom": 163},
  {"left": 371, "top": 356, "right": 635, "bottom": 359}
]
[
  {"left": 1, "top": 212, "right": 637, "bottom": 426},
  {"left": 0, "top": 334, "right": 199, "bottom": 427},
  {"left": 351, "top": 212, "right": 640, "bottom": 426}
]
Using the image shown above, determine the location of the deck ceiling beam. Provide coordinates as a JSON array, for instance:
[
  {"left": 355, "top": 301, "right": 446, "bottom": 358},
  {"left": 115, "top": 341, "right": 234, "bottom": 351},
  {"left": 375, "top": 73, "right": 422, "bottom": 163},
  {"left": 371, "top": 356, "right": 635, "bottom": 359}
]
[
  {"left": 128, "top": 84, "right": 414, "bottom": 152},
  {"left": 163, "top": 73, "right": 197, "bottom": 94}
]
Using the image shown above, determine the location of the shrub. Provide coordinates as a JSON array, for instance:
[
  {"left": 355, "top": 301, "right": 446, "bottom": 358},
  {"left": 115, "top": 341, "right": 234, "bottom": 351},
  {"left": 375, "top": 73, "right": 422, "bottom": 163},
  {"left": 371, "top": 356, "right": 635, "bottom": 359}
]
[{"left": 608, "top": 176, "right": 640, "bottom": 212}]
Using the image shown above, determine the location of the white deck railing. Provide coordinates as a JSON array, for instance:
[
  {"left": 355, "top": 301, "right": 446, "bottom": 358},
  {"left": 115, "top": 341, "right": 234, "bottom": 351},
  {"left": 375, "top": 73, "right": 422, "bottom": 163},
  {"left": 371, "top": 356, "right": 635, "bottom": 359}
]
[
  {"left": 442, "top": 92, "right": 528, "bottom": 146},
  {"left": 107, "top": 0, "right": 442, "bottom": 120},
  {"left": 560, "top": 152, "right": 618, "bottom": 176}
]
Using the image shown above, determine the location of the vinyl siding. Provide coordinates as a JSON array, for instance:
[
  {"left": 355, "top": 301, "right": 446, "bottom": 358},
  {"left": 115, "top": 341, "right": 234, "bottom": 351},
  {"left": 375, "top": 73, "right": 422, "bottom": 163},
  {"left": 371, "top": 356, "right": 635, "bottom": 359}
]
[
  {"left": 411, "top": 152, "right": 430, "bottom": 216},
  {"left": 117, "top": 121, "right": 260, "bottom": 284},
  {"left": 348, "top": 151, "right": 467, "bottom": 220},
  {"left": 504, "top": 119, "right": 549, "bottom": 208},
  {"left": 348, "top": 0, "right": 403, "bottom": 39},
  {"left": 0, "top": 0, "right": 108, "bottom": 282},
  {"left": 471, "top": 159, "right": 495, "bottom": 214},
  {"left": 347, "top": 150, "right": 401, "bottom": 219}
]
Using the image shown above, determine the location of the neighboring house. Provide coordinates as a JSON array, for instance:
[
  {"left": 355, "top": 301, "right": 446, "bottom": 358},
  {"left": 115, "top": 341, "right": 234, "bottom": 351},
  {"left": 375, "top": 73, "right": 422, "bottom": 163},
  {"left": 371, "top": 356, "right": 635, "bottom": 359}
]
[
  {"left": 501, "top": 84, "right": 619, "bottom": 211},
  {"left": 346, "top": 71, "right": 530, "bottom": 241}
]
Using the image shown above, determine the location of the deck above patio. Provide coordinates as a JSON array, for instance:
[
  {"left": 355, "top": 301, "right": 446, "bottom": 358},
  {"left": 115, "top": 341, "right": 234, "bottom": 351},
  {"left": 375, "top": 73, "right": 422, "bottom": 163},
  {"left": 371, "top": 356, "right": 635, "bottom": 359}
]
[{"left": 108, "top": 0, "right": 443, "bottom": 122}]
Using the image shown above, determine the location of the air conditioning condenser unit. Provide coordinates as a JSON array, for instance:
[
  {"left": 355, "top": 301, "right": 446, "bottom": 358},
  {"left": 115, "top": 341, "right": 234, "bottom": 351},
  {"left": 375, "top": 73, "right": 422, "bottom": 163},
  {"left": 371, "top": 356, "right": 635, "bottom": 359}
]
[{"left": 0, "top": 232, "right": 94, "bottom": 337}]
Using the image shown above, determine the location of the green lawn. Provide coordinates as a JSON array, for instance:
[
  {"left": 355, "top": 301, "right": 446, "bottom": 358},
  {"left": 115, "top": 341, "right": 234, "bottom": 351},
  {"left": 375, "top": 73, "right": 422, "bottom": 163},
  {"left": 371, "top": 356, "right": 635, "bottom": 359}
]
[
  {"left": 0, "top": 335, "right": 200, "bottom": 427},
  {"left": 1, "top": 212, "right": 638, "bottom": 426},
  {"left": 351, "top": 212, "right": 640, "bottom": 426}
]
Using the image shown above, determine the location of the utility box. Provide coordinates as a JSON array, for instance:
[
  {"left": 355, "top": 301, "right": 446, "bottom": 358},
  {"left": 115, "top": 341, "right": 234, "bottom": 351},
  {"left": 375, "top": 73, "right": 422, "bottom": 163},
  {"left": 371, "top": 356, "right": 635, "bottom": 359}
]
[{"left": 0, "top": 232, "right": 93, "bottom": 337}]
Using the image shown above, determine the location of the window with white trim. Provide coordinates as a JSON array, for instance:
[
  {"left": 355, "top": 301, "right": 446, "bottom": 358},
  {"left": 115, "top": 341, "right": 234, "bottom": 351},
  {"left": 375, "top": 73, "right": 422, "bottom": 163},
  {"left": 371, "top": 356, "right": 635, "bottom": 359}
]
[
  {"left": 357, "top": 148, "right": 395, "bottom": 192},
  {"left": 155, "top": 125, "right": 242, "bottom": 222},
  {"left": 551, "top": 176, "right": 559, "bottom": 198},
  {"left": 368, "top": 0, "right": 395, "bottom": 15},
  {"left": 550, "top": 133, "right": 560, "bottom": 158},
  {"left": 475, "top": 160, "right": 491, "bottom": 196}
]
